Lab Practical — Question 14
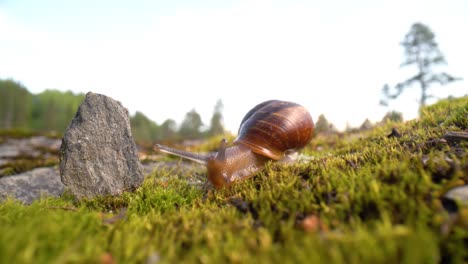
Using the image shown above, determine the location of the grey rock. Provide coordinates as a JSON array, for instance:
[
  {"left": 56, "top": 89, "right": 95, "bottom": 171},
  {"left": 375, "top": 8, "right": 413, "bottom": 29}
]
[
  {"left": 444, "top": 185, "right": 468, "bottom": 206},
  {"left": 0, "top": 136, "right": 61, "bottom": 159},
  {"left": 59, "top": 92, "right": 144, "bottom": 200},
  {"left": 0, "top": 167, "right": 64, "bottom": 204},
  {"left": 29, "top": 136, "right": 62, "bottom": 150},
  {"left": 0, "top": 138, "right": 39, "bottom": 158}
]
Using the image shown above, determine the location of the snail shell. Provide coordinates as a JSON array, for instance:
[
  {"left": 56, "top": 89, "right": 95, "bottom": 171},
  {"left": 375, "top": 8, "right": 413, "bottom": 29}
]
[{"left": 235, "top": 100, "right": 314, "bottom": 160}]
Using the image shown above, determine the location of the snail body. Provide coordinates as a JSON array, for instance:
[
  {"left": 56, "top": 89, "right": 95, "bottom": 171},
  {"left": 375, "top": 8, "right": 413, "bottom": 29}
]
[{"left": 154, "top": 100, "right": 314, "bottom": 188}]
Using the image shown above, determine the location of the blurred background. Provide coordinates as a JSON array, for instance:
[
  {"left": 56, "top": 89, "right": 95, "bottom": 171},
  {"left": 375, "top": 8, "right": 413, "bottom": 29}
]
[{"left": 0, "top": 0, "right": 467, "bottom": 143}]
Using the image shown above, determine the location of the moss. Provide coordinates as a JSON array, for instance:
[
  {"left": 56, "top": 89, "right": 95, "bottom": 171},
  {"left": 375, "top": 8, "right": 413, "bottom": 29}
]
[
  {"left": 0, "top": 157, "right": 58, "bottom": 177},
  {"left": 0, "top": 96, "right": 467, "bottom": 263},
  {"left": 0, "top": 129, "right": 62, "bottom": 140},
  {"left": 0, "top": 129, "right": 38, "bottom": 138}
]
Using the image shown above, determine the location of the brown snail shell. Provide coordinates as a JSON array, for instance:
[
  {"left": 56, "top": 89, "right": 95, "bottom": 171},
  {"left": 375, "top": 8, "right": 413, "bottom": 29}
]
[{"left": 235, "top": 100, "right": 314, "bottom": 160}]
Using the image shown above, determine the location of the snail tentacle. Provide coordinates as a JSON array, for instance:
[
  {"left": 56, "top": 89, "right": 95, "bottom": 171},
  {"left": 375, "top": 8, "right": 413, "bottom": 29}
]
[
  {"left": 154, "top": 144, "right": 210, "bottom": 165},
  {"left": 216, "top": 138, "right": 227, "bottom": 162}
]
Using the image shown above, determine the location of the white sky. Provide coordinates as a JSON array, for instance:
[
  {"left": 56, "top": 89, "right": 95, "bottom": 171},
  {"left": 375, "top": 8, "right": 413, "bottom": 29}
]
[{"left": 0, "top": 0, "right": 467, "bottom": 132}]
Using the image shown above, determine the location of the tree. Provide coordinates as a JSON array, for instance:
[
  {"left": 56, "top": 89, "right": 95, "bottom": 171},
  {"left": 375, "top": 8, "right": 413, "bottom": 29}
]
[
  {"left": 208, "top": 99, "right": 224, "bottom": 136},
  {"left": 130, "top": 111, "right": 160, "bottom": 142},
  {"left": 179, "top": 109, "right": 203, "bottom": 139},
  {"left": 381, "top": 111, "right": 403, "bottom": 123},
  {"left": 160, "top": 119, "right": 178, "bottom": 140},
  {"left": 314, "top": 114, "right": 336, "bottom": 135},
  {"left": 31, "top": 90, "right": 84, "bottom": 132},
  {"left": 0, "top": 79, "right": 32, "bottom": 129},
  {"left": 381, "top": 23, "right": 461, "bottom": 109},
  {"left": 359, "top": 119, "right": 373, "bottom": 130}
]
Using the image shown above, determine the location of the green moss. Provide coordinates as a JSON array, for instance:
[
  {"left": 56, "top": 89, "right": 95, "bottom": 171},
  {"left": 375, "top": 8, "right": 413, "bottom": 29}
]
[
  {"left": 0, "top": 129, "right": 38, "bottom": 138},
  {"left": 0, "top": 157, "right": 58, "bottom": 177},
  {"left": 420, "top": 96, "right": 468, "bottom": 129},
  {"left": 0, "top": 129, "right": 62, "bottom": 139},
  {"left": 0, "top": 96, "right": 467, "bottom": 263}
]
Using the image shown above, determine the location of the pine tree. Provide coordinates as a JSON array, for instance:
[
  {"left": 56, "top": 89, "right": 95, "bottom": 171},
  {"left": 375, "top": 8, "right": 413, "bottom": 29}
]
[{"left": 381, "top": 23, "right": 461, "bottom": 109}]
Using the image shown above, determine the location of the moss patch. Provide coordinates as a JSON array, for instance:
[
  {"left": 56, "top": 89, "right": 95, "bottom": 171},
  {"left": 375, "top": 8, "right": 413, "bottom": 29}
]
[
  {"left": 0, "top": 129, "right": 61, "bottom": 139},
  {"left": 0, "top": 96, "right": 467, "bottom": 263},
  {"left": 0, "top": 157, "right": 58, "bottom": 177}
]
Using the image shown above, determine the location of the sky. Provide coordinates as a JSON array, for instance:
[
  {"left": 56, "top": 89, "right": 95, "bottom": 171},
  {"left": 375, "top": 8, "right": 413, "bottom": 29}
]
[{"left": 0, "top": 0, "right": 467, "bottom": 133}]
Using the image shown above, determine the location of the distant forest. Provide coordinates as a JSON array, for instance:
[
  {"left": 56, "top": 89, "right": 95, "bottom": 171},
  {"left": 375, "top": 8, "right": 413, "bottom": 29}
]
[{"left": 0, "top": 79, "right": 225, "bottom": 143}]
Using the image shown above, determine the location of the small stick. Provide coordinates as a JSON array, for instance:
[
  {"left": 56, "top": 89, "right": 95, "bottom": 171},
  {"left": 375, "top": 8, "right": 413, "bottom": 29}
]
[
  {"left": 47, "top": 206, "right": 78, "bottom": 211},
  {"left": 443, "top": 131, "right": 468, "bottom": 142}
]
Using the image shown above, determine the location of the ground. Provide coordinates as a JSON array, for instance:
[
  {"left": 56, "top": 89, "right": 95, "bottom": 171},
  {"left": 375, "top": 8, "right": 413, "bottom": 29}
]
[{"left": 0, "top": 96, "right": 467, "bottom": 264}]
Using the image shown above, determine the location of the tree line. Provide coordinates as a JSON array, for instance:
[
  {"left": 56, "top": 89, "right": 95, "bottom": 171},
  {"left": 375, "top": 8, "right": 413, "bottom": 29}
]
[
  {"left": 1, "top": 23, "right": 461, "bottom": 140},
  {"left": 0, "top": 80, "right": 83, "bottom": 133},
  {"left": 0, "top": 79, "right": 225, "bottom": 142}
]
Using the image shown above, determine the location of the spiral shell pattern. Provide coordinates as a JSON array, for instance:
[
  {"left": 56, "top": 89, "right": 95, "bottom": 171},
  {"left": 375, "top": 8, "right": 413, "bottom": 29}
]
[{"left": 234, "top": 100, "right": 314, "bottom": 160}]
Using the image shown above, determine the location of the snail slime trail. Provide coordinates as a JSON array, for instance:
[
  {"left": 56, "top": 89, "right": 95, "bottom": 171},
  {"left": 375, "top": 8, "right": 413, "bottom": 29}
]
[{"left": 155, "top": 100, "right": 314, "bottom": 188}]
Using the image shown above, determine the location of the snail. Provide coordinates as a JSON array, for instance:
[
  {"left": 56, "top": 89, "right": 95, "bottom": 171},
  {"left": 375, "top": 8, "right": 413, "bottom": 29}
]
[{"left": 154, "top": 100, "right": 314, "bottom": 188}]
